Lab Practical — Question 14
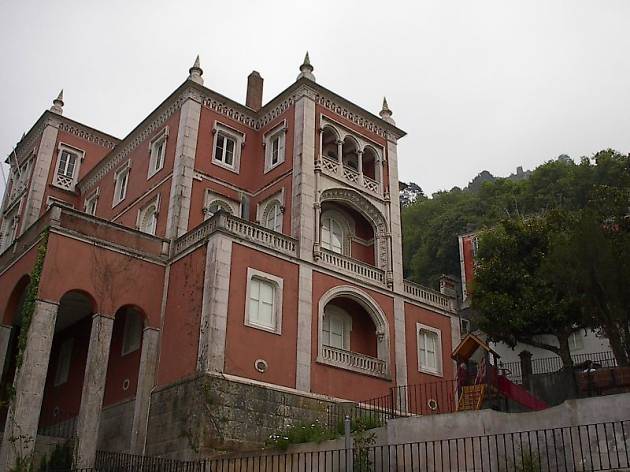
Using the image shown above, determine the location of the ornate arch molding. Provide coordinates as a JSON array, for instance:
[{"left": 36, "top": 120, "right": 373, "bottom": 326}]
[
  {"left": 320, "top": 188, "right": 390, "bottom": 270},
  {"left": 317, "top": 285, "right": 391, "bottom": 375}
]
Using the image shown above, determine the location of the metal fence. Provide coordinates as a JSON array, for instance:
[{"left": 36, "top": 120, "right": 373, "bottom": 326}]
[
  {"left": 501, "top": 351, "right": 618, "bottom": 384},
  {"left": 53, "top": 419, "right": 630, "bottom": 471}
]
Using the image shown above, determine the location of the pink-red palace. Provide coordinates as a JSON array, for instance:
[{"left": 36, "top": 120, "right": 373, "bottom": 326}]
[{"left": 0, "top": 55, "right": 460, "bottom": 468}]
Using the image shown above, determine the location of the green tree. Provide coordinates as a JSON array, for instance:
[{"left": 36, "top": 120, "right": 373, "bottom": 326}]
[{"left": 470, "top": 213, "right": 588, "bottom": 367}]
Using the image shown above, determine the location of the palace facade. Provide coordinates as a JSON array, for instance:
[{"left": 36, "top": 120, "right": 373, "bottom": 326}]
[{"left": 0, "top": 54, "right": 459, "bottom": 468}]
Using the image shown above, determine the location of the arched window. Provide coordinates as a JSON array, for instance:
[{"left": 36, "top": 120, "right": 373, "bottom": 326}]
[
  {"left": 321, "top": 215, "right": 344, "bottom": 254},
  {"left": 322, "top": 306, "right": 352, "bottom": 350},
  {"left": 263, "top": 200, "right": 283, "bottom": 232},
  {"left": 139, "top": 205, "right": 158, "bottom": 235},
  {"left": 204, "top": 199, "right": 233, "bottom": 219}
]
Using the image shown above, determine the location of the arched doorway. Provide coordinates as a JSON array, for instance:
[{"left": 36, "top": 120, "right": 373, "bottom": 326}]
[
  {"left": 39, "top": 290, "right": 96, "bottom": 438},
  {"left": 0, "top": 275, "right": 31, "bottom": 430}
]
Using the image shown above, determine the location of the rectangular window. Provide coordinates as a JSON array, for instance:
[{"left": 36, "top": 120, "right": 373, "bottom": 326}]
[
  {"left": 245, "top": 268, "right": 283, "bottom": 334},
  {"left": 417, "top": 323, "right": 443, "bottom": 376},
  {"left": 113, "top": 167, "right": 130, "bottom": 206},
  {"left": 122, "top": 310, "right": 143, "bottom": 355},
  {"left": 54, "top": 338, "right": 74, "bottom": 386},
  {"left": 148, "top": 131, "right": 167, "bottom": 178},
  {"left": 323, "top": 311, "right": 351, "bottom": 350},
  {"left": 212, "top": 123, "right": 243, "bottom": 173},
  {"left": 249, "top": 278, "right": 275, "bottom": 329},
  {"left": 53, "top": 145, "right": 83, "bottom": 191},
  {"left": 85, "top": 193, "right": 98, "bottom": 216},
  {"left": 0, "top": 211, "right": 19, "bottom": 253},
  {"left": 215, "top": 134, "right": 235, "bottom": 166},
  {"left": 264, "top": 124, "right": 286, "bottom": 172}
]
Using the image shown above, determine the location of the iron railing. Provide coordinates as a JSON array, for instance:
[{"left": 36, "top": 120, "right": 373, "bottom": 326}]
[
  {"left": 50, "top": 419, "right": 630, "bottom": 471},
  {"left": 501, "top": 351, "right": 618, "bottom": 384}
]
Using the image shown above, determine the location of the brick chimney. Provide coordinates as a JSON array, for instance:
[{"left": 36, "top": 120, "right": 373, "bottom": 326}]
[{"left": 246, "top": 71, "right": 263, "bottom": 111}]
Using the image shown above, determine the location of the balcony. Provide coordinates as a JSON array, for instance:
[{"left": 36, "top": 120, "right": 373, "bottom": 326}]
[
  {"left": 318, "top": 156, "right": 382, "bottom": 197},
  {"left": 321, "top": 345, "right": 387, "bottom": 378},
  {"left": 318, "top": 248, "right": 385, "bottom": 286},
  {"left": 403, "top": 279, "right": 452, "bottom": 311},
  {"left": 172, "top": 212, "right": 298, "bottom": 258}
]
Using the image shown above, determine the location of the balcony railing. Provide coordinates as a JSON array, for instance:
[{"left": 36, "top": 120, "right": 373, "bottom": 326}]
[
  {"left": 173, "top": 212, "right": 298, "bottom": 258},
  {"left": 321, "top": 345, "right": 387, "bottom": 377},
  {"left": 318, "top": 156, "right": 382, "bottom": 196},
  {"left": 318, "top": 248, "right": 385, "bottom": 285},
  {"left": 403, "top": 279, "right": 451, "bottom": 311}
]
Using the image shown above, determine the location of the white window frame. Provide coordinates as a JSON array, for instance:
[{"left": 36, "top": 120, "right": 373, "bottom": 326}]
[
  {"left": 84, "top": 188, "right": 100, "bottom": 216},
  {"left": 244, "top": 268, "right": 283, "bottom": 335},
  {"left": 262, "top": 200, "right": 283, "bottom": 232},
  {"left": 54, "top": 338, "right": 74, "bottom": 386},
  {"left": 417, "top": 322, "right": 443, "bottom": 377},
  {"left": 121, "top": 310, "right": 143, "bottom": 356},
  {"left": 113, "top": 161, "right": 131, "bottom": 207},
  {"left": 53, "top": 144, "right": 85, "bottom": 192},
  {"left": 212, "top": 122, "right": 244, "bottom": 173},
  {"left": 322, "top": 305, "right": 352, "bottom": 350},
  {"left": 147, "top": 127, "right": 168, "bottom": 178},
  {"left": 264, "top": 121, "right": 287, "bottom": 173},
  {"left": 136, "top": 194, "right": 160, "bottom": 235},
  {"left": 321, "top": 215, "right": 345, "bottom": 254}
]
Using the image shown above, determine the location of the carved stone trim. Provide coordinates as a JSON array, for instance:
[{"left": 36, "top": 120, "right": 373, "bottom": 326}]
[
  {"left": 58, "top": 122, "right": 117, "bottom": 149},
  {"left": 79, "top": 95, "right": 186, "bottom": 192},
  {"left": 320, "top": 187, "right": 389, "bottom": 270}
]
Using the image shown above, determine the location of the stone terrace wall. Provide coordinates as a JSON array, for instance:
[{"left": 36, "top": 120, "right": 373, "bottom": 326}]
[{"left": 144, "top": 374, "right": 340, "bottom": 460}]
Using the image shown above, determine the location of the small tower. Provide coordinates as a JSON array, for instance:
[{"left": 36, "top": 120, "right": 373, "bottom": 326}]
[
  {"left": 379, "top": 97, "right": 395, "bottom": 125},
  {"left": 296, "top": 52, "right": 316, "bottom": 82},
  {"left": 188, "top": 55, "right": 204, "bottom": 85},
  {"left": 50, "top": 90, "right": 64, "bottom": 115}
]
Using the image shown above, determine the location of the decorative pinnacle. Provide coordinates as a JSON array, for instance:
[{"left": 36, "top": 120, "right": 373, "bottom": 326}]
[
  {"left": 188, "top": 55, "right": 204, "bottom": 85},
  {"left": 50, "top": 89, "right": 64, "bottom": 114},
  {"left": 379, "top": 96, "right": 395, "bottom": 125},
  {"left": 297, "top": 51, "right": 316, "bottom": 82}
]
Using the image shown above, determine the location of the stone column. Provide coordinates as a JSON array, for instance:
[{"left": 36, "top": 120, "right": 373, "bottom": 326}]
[
  {"left": 130, "top": 327, "right": 160, "bottom": 455},
  {"left": 197, "top": 232, "right": 233, "bottom": 373},
  {"left": 385, "top": 137, "right": 404, "bottom": 292},
  {"left": 393, "top": 296, "right": 408, "bottom": 412},
  {"left": 336, "top": 140, "right": 343, "bottom": 174},
  {"left": 357, "top": 150, "right": 364, "bottom": 185},
  {"left": 75, "top": 314, "right": 114, "bottom": 469},
  {"left": 22, "top": 120, "right": 60, "bottom": 232},
  {"left": 0, "top": 324, "right": 12, "bottom": 378},
  {"left": 0, "top": 300, "right": 58, "bottom": 471},
  {"left": 165, "top": 93, "right": 202, "bottom": 239},
  {"left": 295, "top": 265, "right": 313, "bottom": 392},
  {"left": 290, "top": 93, "right": 317, "bottom": 262}
]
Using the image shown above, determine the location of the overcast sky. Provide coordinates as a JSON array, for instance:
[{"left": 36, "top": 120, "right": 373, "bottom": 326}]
[{"left": 1, "top": 0, "right": 630, "bottom": 199}]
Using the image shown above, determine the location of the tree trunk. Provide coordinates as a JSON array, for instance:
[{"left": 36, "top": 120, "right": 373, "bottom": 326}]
[{"left": 557, "top": 333, "right": 574, "bottom": 368}]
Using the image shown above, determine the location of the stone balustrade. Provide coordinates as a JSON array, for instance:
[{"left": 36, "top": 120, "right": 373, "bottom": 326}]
[
  {"left": 318, "top": 248, "right": 385, "bottom": 285},
  {"left": 403, "top": 279, "right": 452, "bottom": 311},
  {"left": 321, "top": 345, "right": 387, "bottom": 377}
]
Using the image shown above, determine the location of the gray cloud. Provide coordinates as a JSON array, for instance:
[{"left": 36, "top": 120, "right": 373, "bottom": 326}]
[{"left": 1, "top": 0, "right": 629, "bottom": 198}]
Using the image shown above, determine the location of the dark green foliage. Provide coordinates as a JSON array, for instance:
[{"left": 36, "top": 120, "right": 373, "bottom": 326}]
[
  {"left": 15, "top": 231, "right": 49, "bottom": 372},
  {"left": 401, "top": 150, "right": 628, "bottom": 289},
  {"left": 38, "top": 442, "right": 73, "bottom": 471}
]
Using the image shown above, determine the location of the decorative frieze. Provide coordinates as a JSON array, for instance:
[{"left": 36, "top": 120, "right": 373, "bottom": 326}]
[
  {"left": 79, "top": 96, "right": 186, "bottom": 192},
  {"left": 58, "top": 122, "right": 117, "bottom": 149}
]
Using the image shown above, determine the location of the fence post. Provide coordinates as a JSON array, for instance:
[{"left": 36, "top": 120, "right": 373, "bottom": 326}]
[
  {"left": 389, "top": 387, "right": 396, "bottom": 419},
  {"left": 519, "top": 350, "right": 533, "bottom": 387},
  {"left": 344, "top": 415, "right": 353, "bottom": 471}
]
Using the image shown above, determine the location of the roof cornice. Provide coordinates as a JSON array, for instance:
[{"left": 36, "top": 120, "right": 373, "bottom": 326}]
[
  {"left": 77, "top": 76, "right": 406, "bottom": 192},
  {"left": 4, "top": 111, "right": 119, "bottom": 167}
]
